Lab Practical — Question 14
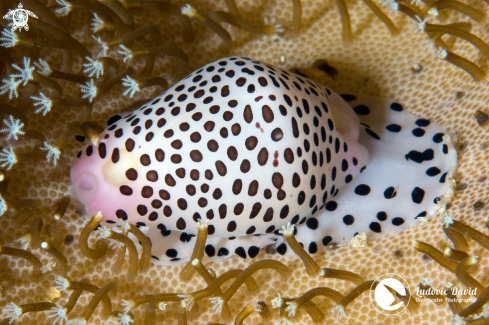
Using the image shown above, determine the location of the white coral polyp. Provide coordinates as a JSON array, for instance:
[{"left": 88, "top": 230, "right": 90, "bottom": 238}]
[
  {"left": 209, "top": 296, "right": 223, "bottom": 313},
  {"left": 0, "top": 78, "right": 22, "bottom": 100},
  {"left": 0, "top": 115, "right": 25, "bottom": 140},
  {"left": 117, "top": 45, "right": 134, "bottom": 63},
  {"left": 83, "top": 57, "right": 104, "bottom": 79},
  {"left": 2, "top": 302, "right": 22, "bottom": 323},
  {"left": 80, "top": 79, "right": 98, "bottom": 102},
  {"left": 34, "top": 58, "right": 52, "bottom": 76},
  {"left": 91, "top": 13, "right": 105, "bottom": 33},
  {"left": 0, "top": 28, "right": 18, "bottom": 48},
  {"left": 279, "top": 222, "right": 294, "bottom": 236},
  {"left": 0, "top": 147, "right": 18, "bottom": 170},
  {"left": 285, "top": 301, "right": 298, "bottom": 316},
  {"left": 46, "top": 305, "right": 67, "bottom": 325},
  {"left": 121, "top": 76, "right": 140, "bottom": 98},
  {"left": 11, "top": 57, "right": 35, "bottom": 86},
  {"left": 31, "top": 92, "right": 54, "bottom": 116},
  {"left": 92, "top": 35, "right": 109, "bottom": 58},
  {"left": 40, "top": 141, "right": 61, "bottom": 166},
  {"left": 15, "top": 233, "right": 31, "bottom": 250},
  {"left": 54, "top": 0, "right": 73, "bottom": 16},
  {"left": 54, "top": 276, "right": 70, "bottom": 292},
  {"left": 271, "top": 293, "right": 284, "bottom": 309},
  {"left": 117, "top": 313, "right": 134, "bottom": 325}
]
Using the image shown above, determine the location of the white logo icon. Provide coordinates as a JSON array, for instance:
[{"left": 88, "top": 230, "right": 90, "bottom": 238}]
[
  {"left": 3, "top": 3, "right": 38, "bottom": 32},
  {"left": 375, "top": 278, "right": 406, "bottom": 310},
  {"left": 370, "top": 273, "right": 410, "bottom": 316}
]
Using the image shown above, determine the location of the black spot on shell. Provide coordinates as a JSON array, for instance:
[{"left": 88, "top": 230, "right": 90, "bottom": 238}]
[
  {"left": 249, "top": 203, "right": 262, "bottom": 219},
  {"left": 390, "top": 102, "right": 403, "bottom": 111},
  {"left": 353, "top": 105, "right": 370, "bottom": 115},
  {"left": 365, "top": 128, "right": 380, "bottom": 140},
  {"left": 248, "top": 246, "right": 260, "bottom": 258},
  {"left": 306, "top": 218, "right": 318, "bottom": 230},
  {"left": 119, "top": 185, "right": 133, "bottom": 196},
  {"left": 276, "top": 243, "right": 287, "bottom": 255},
  {"left": 369, "top": 222, "right": 381, "bottom": 233},
  {"left": 386, "top": 124, "right": 401, "bottom": 132},
  {"left": 235, "top": 247, "right": 246, "bottom": 258},
  {"left": 412, "top": 187, "right": 425, "bottom": 204}
]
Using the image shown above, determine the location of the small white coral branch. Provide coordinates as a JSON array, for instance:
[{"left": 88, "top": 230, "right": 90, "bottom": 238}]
[
  {"left": 197, "top": 217, "right": 209, "bottom": 230},
  {"left": 15, "top": 233, "right": 31, "bottom": 250},
  {"left": 0, "top": 193, "right": 8, "bottom": 217},
  {"left": 0, "top": 29, "right": 18, "bottom": 48},
  {"left": 2, "top": 302, "right": 22, "bottom": 323},
  {"left": 41, "top": 262, "right": 55, "bottom": 274},
  {"left": 0, "top": 115, "right": 25, "bottom": 140},
  {"left": 117, "top": 45, "right": 133, "bottom": 63},
  {"left": 177, "top": 294, "right": 195, "bottom": 311},
  {"left": 54, "top": 276, "right": 70, "bottom": 292},
  {"left": 279, "top": 222, "right": 294, "bottom": 236},
  {"left": 98, "top": 227, "right": 125, "bottom": 249},
  {"left": 40, "top": 141, "right": 61, "bottom": 166},
  {"left": 11, "top": 57, "right": 35, "bottom": 86},
  {"left": 46, "top": 305, "right": 67, "bottom": 325},
  {"left": 97, "top": 226, "right": 113, "bottom": 239},
  {"left": 121, "top": 299, "right": 136, "bottom": 313},
  {"left": 119, "top": 313, "right": 134, "bottom": 325},
  {"left": 55, "top": 0, "right": 73, "bottom": 16},
  {"left": 263, "top": 17, "right": 284, "bottom": 41},
  {"left": 91, "top": 13, "right": 105, "bottom": 33},
  {"left": 31, "top": 92, "right": 54, "bottom": 116},
  {"left": 0, "top": 147, "right": 18, "bottom": 170},
  {"left": 108, "top": 239, "right": 124, "bottom": 250},
  {"left": 0, "top": 78, "right": 22, "bottom": 100},
  {"left": 121, "top": 76, "right": 140, "bottom": 98},
  {"left": 209, "top": 297, "right": 223, "bottom": 314},
  {"left": 181, "top": 4, "right": 197, "bottom": 17},
  {"left": 92, "top": 35, "right": 109, "bottom": 58},
  {"left": 332, "top": 305, "right": 346, "bottom": 320},
  {"left": 285, "top": 301, "right": 298, "bottom": 317},
  {"left": 79, "top": 79, "right": 98, "bottom": 102},
  {"left": 271, "top": 293, "right": 284, "bottom": 309},
  {"left": 83, "top": 57, "right": 104, "bottom": 79},
  {"left": 34, "top": 58, "right": 52, "bottom": 76},
  {"left": 428, "top": 7, "right": 439, "bottom": 16},
  {"left": 450, "top": 315, "right": 467, "bottom": 325},
  {"left": 350, "top": 231, "right": 368, "bottom": 248},
  {"left": 411, "top": 15, "right": 428, "bottom": 33},
  {"left": 442, "top": 212, "right": 454, "bottom": 227},
  {"left": 116, "top": 218, "right": 130, "bottom": 233},
  {"left": 483, "top": 303, "right": 489, "bottom": 318},
  {"left": 381, "top": 0, "right": 398, "bottom": 14},
  {"left": 436, "top": 47, "right": 448, "bottom": 60},
  {"left": 420, "top": 277, "right": 431, "bottom": 286}
]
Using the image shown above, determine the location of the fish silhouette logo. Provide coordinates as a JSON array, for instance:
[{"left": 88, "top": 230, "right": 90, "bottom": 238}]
[
  {"left": 3, "top": 3, "right": 38, "bottom": 32},
  {"left": 370, "top": 273, "right": 410, "bottom": 316}
]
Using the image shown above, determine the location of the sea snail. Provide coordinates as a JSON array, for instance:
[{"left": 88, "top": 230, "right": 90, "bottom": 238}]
[{"left": 71, "top": 57, "right": 457, "bottom": 265}]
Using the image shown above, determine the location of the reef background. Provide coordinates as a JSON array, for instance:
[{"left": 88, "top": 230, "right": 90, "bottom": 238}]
[{"left": 0, "top": 0, "right": 488, "bottom": 324}]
